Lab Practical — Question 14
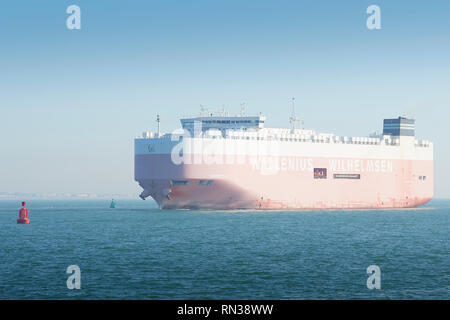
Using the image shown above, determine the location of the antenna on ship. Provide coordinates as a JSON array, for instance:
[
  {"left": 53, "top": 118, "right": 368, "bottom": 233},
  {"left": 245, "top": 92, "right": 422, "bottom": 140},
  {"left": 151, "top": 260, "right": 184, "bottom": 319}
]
[
  {"left": 199, "top": 104, "right": 208, "bottom": 116},
  {"left": 240, "top": 103, "right": 246, "bottom": 116},
  {"left": 401, "top": 108, "right": 415, "bottom": 120},
  {"left": 156, "top": 114, "right": 160, "bottom": 137},
  {"left": 289, "top": 97, "right": 304, "bottom": 131}
]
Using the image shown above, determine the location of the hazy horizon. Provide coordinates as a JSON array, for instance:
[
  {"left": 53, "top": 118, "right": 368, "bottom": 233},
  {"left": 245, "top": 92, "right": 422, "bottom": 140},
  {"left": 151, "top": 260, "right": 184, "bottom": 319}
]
[{"left": 1, "top": 0, "right": 449, "bottom": 198}]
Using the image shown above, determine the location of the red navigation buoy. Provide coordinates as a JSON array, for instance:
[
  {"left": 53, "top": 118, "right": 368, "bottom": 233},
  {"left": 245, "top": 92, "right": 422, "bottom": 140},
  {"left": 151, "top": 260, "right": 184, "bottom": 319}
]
[{"left": 17, "top": 201, "right": 30, "bottom": 224}]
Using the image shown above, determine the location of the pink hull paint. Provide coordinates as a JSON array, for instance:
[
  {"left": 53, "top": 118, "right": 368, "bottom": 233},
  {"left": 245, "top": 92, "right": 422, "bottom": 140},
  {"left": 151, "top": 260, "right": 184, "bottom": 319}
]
[{"left": 135, "top": 154, "right": 434, "bottom": 210}]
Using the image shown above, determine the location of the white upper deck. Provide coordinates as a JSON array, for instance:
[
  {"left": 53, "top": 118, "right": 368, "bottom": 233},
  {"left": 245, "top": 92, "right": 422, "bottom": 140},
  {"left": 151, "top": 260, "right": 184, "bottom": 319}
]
[
  {"left": 139, "top": 115, "right": 432, "bottom": 149},
  {"left": 180, "top": 115, "right": 266, "bottom": 132}
]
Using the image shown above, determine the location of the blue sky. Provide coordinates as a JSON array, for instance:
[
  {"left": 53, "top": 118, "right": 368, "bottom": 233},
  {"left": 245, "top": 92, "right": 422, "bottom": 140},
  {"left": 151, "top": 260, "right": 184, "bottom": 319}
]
[{"left": 1, "top": 0, "right": 449, "bottom": 197}]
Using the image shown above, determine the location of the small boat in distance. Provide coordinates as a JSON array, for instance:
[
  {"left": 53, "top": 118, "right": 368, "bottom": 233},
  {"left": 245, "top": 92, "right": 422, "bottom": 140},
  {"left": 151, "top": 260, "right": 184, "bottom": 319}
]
[{"left": 110, "top": 199, "right": 116, "bottom": 208}]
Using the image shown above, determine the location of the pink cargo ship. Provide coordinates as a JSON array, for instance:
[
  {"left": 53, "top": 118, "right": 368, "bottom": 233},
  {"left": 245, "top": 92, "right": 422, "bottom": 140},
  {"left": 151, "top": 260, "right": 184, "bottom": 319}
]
[{"left": 135, "top": 114, "right": 433, "bottom": 209}]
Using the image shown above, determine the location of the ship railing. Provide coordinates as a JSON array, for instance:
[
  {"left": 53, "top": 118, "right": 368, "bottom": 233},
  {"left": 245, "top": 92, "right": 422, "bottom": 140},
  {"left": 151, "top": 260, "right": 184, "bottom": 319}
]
[
  {"left": 415, "top": 140, "right": 431, "bottom": 147},
  {"left": 222, "top": 132, "right": 392, "bottom": 146},
  {"left": 139, "top": 131, "right": 419, "bottom": 147}
]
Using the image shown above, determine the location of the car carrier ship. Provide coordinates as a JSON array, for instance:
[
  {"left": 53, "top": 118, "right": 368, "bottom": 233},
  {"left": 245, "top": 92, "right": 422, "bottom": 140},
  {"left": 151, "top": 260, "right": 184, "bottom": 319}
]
[{"left": 134, "top": 113, "right": 433, "bottom": 209}]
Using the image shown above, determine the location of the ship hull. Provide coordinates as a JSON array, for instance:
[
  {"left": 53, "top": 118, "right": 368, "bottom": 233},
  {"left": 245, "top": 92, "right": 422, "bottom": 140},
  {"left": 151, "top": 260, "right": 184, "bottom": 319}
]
[{"left": 135, "top": 152, "right": 433, "bottom": 210}]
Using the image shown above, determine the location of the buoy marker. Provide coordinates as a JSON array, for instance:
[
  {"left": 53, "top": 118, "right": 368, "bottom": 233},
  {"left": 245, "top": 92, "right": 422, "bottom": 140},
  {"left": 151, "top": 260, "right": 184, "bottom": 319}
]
[{"left": 17, "top": 201, "right": 30, "bottom": 224}]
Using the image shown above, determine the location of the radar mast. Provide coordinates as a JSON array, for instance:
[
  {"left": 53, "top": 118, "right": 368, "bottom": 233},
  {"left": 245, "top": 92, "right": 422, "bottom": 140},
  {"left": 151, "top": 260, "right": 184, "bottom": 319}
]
[{"left": 289, "top": 97, "right": 303, "bottom": 131}]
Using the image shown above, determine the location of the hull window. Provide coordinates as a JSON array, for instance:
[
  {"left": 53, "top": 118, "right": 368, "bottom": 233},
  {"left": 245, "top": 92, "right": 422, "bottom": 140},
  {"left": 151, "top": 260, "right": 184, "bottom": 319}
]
[
  {"left": 199, "top": 180, "right": 214, "bottom": 186},
  {"left": 171, "top": 180, "right": 190, "bottom": 186}
]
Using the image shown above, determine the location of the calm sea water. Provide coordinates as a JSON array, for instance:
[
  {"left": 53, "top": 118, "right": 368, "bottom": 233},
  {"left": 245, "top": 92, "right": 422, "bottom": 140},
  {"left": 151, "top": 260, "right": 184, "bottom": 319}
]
[{"left": 0, "top": 199, "right": 448, "bottom": 299}]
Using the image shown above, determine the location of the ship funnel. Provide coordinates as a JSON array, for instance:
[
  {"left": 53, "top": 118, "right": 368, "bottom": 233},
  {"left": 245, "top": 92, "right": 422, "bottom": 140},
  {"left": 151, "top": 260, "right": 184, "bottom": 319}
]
[{"left": 383, "top": 116, "right": 415, "bottom": 137}]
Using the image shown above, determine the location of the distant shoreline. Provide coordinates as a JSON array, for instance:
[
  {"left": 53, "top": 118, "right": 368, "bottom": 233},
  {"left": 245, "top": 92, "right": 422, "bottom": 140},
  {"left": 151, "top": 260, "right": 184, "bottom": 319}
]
[{"left": 0, "top": 195, "right": 139, "bottom": 201}]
